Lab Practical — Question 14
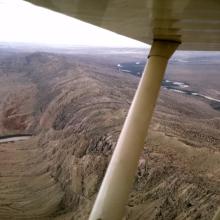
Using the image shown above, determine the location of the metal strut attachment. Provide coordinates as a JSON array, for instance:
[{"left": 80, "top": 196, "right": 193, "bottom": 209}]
[{"left": 89, "top": 40, "right": 180, "bottom": 220}]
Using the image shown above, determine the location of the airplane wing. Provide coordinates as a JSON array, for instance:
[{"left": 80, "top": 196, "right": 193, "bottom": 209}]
[{"left": 25, "top": 0, "right": 220, "bottom": 50}]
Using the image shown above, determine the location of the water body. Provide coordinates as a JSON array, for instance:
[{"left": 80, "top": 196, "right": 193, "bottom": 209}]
[
  {"left": 161, "top": 80, "right": 189, "bottom": 91},
  {"left": 117, "top": 62, "right": 220, "bottom": 111},
  {"left": 0, "top": 135, "right": 32, "bottom": 143}
]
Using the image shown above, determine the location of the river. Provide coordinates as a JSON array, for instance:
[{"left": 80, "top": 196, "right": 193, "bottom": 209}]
[{"left": 0, "top": 135, "right": 32, "bottom": 143}]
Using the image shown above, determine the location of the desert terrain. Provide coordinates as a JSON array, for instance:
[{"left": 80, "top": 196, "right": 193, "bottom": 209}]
[{"left": 0, "top": 43, "right": 219, "bottom": 219}]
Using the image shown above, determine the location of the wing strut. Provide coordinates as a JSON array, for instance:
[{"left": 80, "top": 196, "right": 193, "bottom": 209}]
[{"left": 89, "top": 40, "right": 180, "bottom": 220}]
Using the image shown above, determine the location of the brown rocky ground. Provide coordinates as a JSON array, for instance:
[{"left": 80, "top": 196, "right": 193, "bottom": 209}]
[{"left": 0, "top": 47, "right": 219, "bottom": 219}]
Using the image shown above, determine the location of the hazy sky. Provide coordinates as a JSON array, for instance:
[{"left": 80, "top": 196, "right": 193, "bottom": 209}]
[{"left": 0, "top": 0, "right": 147, "bottom": 47}]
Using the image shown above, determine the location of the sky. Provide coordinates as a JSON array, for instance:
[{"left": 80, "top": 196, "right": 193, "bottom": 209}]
[{"left": 0, "top": 0, "right": 147, "bottom": 47}]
